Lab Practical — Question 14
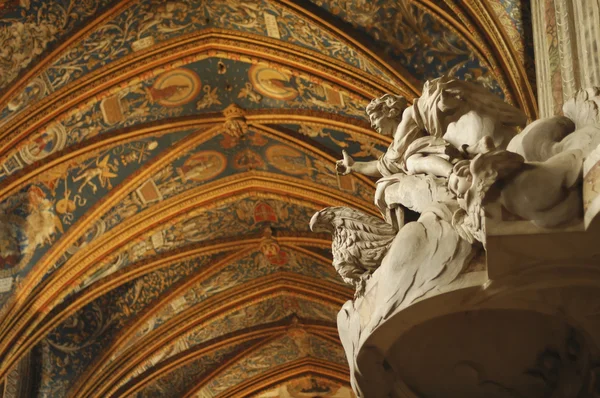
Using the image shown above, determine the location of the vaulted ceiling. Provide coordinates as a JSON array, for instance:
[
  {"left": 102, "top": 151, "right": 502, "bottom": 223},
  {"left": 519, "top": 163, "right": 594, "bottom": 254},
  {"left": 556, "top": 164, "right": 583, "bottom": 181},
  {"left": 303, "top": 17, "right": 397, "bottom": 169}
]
[{"left": 0, "top": 1, "right": 535, "bottom": 397}]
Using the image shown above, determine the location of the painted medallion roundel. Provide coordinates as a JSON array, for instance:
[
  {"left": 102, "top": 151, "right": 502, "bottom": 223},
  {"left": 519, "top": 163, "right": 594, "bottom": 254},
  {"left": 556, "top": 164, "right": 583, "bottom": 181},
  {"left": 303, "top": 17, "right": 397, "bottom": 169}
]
[
  {"left": 148, "top": 68, "right": 202, "bottom": 107},
  {"left": 249, "top": 64, "right": 299, "bottom": 101}
]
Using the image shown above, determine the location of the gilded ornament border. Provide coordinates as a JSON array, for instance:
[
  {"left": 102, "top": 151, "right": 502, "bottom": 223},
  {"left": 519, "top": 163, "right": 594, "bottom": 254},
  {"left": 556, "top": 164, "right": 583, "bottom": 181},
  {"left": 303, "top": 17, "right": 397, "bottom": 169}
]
[
  {"left": 0, "top": 178, "right": 361, "bottom": 381},
  {"left": 232, "top": 364, "right": 350, "bottom": 398},
  {"left": 68, "top": 247, "right": 258, "bottom": 397},
  {"left": 0, "top": 119, "right": 220, "bottom": 200},
  {"left": 189, "top": 358, "right": 350, "bottom": 398},
  {"left": 0, "top": 30, "right": 400, "bottom": 155},
  {"left": 119, "top": 330, "right": 284, "bottom": 398},
  {"left": 4, "top": 242, "right": 255, "bottom": 381},
  {"left": 116, "top": 322, "right": 340, "bottom": 397},
  {"left": 0, "top": 0, "right": 136, "bottom": 112},
  {"left": 0, "top": 125, "right": 224, "bottom": 374},
  {"left": 0, "top": 109, "right": 386, "bottom": 202},
  {"left": 251, "top": 123, "right": 381, "bottom": 192},
  {"left": 81, "top": 275, "right": 350, "bottom": 398},
  {"left": 421, "top": 0, "right": 536, "bottom": 115},
  {"left": 275, "top": 0, "right": 419, "bottom": 93},
  {"left": 0, "top": 0, "right": 407, "bottom": 124}
]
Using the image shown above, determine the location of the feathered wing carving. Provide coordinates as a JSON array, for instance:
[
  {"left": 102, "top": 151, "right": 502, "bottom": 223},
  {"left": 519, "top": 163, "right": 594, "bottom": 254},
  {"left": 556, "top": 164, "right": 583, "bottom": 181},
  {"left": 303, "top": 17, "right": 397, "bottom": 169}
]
[{"left": 310, "top": 207, "right": 397, "bottom": 296}]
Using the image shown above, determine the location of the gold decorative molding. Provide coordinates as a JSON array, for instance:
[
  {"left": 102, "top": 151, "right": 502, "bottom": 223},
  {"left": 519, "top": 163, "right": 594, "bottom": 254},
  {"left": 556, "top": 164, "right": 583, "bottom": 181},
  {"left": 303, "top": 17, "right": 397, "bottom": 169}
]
[
  {"left": 3, "top": 243, "right": 254, "bottom": 383},
  {"left": 0, "top": 125, "right": 223, "bottom": 375},
  {"left": 0, "top": 30, "right": 400, "bottom": 156},
  {"left": 0, "top": 0, "right": 137, "bottom": 112},
  {"left": 251, "top": 123, "right": 380, "bottom": 193},
  {"left": 6, "top": 235, "right": 333, "bottom": 374},
  {"left": 274, "top": 0, "right": 418, "bottom": 93},
  {"left": 0, "top": 174, "right": 364, "bottom": 381},
  {"left": 0, "top": 119, "right": 221, "bottom": 200},
  {"left": 0, "top": 109, "right": 386, "bottom": 202},
  {"left": 186, "top": 357, "right": 350, "bottom": 398},
  {"left": 115, "top": 330, "right": 282, "bottom": 398},
  {"left": 78, "top": 275, "right": 350, "bottom": 398},
  {"left": 0, "top": 135, "right": 371, "bottom": 336},
  {"left": 113, "top": 322, "right": 339, "bottom": 398}
]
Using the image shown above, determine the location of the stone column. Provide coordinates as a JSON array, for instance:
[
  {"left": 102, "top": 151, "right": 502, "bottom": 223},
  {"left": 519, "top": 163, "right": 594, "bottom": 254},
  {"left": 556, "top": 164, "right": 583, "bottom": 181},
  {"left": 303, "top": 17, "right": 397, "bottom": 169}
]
[{"left": 532, "top": 0, "right": 600, "bottom": 117}]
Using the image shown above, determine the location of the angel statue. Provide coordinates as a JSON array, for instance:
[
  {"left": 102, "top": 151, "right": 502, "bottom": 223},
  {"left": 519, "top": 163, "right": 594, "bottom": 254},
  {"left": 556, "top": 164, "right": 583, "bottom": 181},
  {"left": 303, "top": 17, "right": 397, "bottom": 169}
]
[{"left": 335, "top": 76, "right": 528, "bottom": 227}]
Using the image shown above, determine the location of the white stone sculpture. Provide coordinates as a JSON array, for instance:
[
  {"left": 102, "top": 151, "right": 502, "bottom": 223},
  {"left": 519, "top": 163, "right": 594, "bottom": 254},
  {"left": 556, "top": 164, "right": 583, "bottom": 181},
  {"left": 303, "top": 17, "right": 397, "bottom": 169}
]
[
  {"left": 312, "top": 76, "right": 600, "bottom": 398},
  {"left": 448, "top": 149, "right": 525, "bottom": 243},
  {"left": 504, "top": 87, "right": 600, "bottom": 227},
  {"left": 309, "top": 207, "right": 397, "bottom": 297},
  {"left": 336, "top": 76, "right": 527, "bottom": 228}
]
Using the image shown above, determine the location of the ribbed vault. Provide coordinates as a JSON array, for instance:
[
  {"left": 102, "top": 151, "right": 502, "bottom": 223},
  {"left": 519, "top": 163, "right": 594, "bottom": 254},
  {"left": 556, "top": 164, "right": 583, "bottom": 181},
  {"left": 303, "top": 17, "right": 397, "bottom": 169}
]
[{"left": 0, "top": 0, "right": 534, "bottom": 396}]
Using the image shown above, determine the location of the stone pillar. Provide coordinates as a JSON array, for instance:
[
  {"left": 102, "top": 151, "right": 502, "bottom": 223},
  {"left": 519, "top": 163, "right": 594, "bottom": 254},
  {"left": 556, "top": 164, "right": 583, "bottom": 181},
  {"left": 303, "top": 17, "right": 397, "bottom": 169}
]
[{"left": 532, "top": 0, "right": 600, "bottom": 117}]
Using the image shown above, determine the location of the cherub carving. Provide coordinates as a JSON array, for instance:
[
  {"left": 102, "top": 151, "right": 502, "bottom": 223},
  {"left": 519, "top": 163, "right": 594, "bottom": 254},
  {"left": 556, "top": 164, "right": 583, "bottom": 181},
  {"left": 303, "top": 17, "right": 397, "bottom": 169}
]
[{"left": 448, "top": 149, "right": 524, "bottom": 244}]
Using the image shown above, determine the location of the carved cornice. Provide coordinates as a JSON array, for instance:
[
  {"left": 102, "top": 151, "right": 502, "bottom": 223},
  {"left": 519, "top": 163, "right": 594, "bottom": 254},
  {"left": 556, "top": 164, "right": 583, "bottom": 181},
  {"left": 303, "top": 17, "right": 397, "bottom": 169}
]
[
  {"left": 76, "top": 275, "right": 350, "bottom": 398},
  {"left": 186, "top": 357, "right": 350, "bottom": 398},
  {"left": 0, "top": 30, "right": 399, "bottom": 157}
]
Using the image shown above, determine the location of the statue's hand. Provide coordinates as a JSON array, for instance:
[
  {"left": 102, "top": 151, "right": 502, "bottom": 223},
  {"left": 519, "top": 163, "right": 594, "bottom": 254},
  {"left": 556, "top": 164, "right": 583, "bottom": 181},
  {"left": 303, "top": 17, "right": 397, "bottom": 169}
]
[{"left": 336, "top": 150, "right": 354, "bottom": 175}]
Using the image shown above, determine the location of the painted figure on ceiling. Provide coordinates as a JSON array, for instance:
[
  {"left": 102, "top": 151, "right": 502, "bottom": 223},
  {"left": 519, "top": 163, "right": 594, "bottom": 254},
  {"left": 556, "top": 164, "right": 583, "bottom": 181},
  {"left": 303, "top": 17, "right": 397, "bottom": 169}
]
[
  {"left": 144, "top": 83, "right": 190, "bottom": 103},
  {"left": 0, "top": 217, "right": 21, "bottom": 269},
  {"left": 23, "top": 186, "right": 63, "bottom": 254}
]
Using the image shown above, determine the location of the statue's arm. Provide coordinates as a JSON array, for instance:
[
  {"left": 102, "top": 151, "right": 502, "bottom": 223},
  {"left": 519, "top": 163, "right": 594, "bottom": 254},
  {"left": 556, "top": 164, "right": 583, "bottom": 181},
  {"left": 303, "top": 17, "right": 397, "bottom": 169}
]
[
  {"left": 350, "top": 160, "right": 382, "bottom": 177},
  {"left": 405, "top": 154, "right": 453, "bottom": 177},
  {"left": 336, "top": 150, "right": 382, "bottom": 178}
]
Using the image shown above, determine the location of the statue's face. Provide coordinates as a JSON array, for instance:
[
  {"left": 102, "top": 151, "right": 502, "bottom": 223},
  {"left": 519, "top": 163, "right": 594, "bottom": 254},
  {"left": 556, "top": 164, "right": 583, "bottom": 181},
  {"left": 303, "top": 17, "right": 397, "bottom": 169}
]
[
  {"left": 448, "top": 172, "right": 473, "bottom": 198},
  {"left": 368, "top": 111, "right": 397, "bottom": 137}
]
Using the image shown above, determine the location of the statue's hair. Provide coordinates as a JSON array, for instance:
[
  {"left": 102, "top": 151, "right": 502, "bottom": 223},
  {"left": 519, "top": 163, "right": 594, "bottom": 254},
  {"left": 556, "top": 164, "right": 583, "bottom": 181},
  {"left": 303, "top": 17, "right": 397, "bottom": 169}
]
[
  {"left": 452, "top": 159, "right": 471, "bottom": 178},
  {"left": 365, "top": 94, "right": 407, "bottom": 121}
]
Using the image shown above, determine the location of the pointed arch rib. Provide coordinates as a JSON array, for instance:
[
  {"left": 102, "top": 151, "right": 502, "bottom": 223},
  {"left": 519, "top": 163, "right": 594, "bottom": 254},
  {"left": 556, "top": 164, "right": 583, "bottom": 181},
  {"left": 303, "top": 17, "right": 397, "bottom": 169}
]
[
  {"left": 75, "top": 275, "right": 349, "bottom": 398},
  {"left": 111, "top": 319, "right": 339, "bottom": 398},
  {"left": 187, "top": 357, "right": 350, "bottom": 398},
  {"left": 0, "top": 30, "right": 402, "bottom": 156}
]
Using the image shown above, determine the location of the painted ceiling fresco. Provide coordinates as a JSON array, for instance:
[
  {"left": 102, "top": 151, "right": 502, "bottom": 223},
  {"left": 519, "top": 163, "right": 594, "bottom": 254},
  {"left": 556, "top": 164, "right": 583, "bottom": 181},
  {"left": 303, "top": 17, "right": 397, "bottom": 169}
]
[
  {"left": 0, "top": 0, "right": 535, "bottom": 396},
  {"left": 252, "top": 376, "right": 356, "bottom": 398}
]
